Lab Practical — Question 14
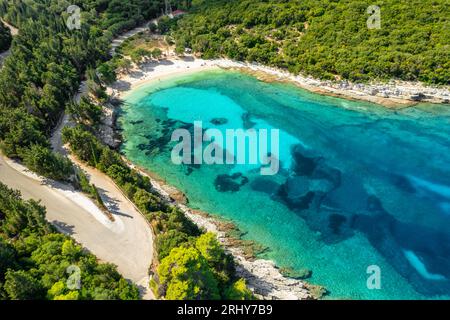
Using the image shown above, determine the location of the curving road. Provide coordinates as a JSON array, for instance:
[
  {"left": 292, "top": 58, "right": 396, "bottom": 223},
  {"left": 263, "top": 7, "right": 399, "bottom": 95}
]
[
  {"left": 0, "top": 155, "right": 154, "bottom": 299},
  {"left": 0, "top": 19, "right": 160, "bottom": 299}
]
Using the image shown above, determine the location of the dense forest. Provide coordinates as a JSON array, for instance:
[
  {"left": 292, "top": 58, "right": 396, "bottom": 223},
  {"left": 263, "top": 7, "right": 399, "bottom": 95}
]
[
  {"left": 170, "top": 0, "right": 450, "bottom": 84},
  {"left": 0, "top": 0, "right": 165, "bottom": 175},
  {"left": 0, "top": 19, "right": 11, "bottom": 52},
  {"left": 0, "top": 182, "right": 140, "bottom": 300}
]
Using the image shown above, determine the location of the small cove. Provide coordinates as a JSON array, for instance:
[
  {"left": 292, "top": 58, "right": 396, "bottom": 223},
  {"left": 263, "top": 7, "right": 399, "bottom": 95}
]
[{"left": 119, "top": 69, "right": 450, "bottom": 299}]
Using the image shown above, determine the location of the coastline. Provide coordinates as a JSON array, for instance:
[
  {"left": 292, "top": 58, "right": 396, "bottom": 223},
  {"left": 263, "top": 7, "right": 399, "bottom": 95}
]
[
  {"left": 121, "top": 158, "right": 321, "bottom": 300},
  {"left": 104, "top": 54, "right": 449, "bottom": 300},
  {"left": 109, "top": 55, "right": 450, "bottom": 108},
  {"left": 106, "top": 58, "right": 332, "bottom": 299}
]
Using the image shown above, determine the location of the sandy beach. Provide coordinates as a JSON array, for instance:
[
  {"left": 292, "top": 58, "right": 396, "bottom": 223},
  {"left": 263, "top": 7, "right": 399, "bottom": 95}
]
[
  {"left": 103, "top": 45, "right": 450, "bottom": 300},
  {"left": 109, "top": 53, "right": 450, "bottom": 108},
  {"left": 109, "top": 56, "right": 226, "bottom": 98},
  {"left": 105, "top": 56, "right": 332, "bottom": 299}
]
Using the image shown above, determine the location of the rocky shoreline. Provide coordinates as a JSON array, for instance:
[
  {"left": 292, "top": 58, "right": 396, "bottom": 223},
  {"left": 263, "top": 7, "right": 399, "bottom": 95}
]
[
  {"left": 224, "top": 61, "right": 450, "bottom": 108},
  {"left": 99, "top": 55, "right": 448, "bottom": 300},
  {"left": 118, "top": 157, "right": 323, "bottom": 300},
  {"left": 109, "top": 54, "right": 450, "bottom": 109},
  {"left": 97, "top": 100, "right": 122, "bottom": 149},
  {"left": 184, "top": 208, "right": 323, "bottom": 300}
]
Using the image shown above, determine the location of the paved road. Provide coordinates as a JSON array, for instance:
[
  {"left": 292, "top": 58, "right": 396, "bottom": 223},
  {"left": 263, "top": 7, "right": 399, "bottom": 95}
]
[
  {"left": 110, "top": 20, "right": 155, "bottom": 55},
  {"left": 0, "top": 155, "right": 154, "bottom": 298},
  {"left": 0, "top": 19, "right": 161, "bottom": 299}
]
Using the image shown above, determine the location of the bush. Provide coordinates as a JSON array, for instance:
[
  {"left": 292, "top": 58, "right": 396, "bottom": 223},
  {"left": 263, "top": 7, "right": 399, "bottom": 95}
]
[
  {"left": 224, "top": 279, "right": 254, "bottom": 300},
  {"left": 62, "top": 126, "right": 103, "bottom": 166},
  {"left": 97, "top": 62, "right": 117, "bottom": 85},
  {"left": 171, "top": 0, "right": 450, "bottom": 85},
  {"left": 158, "top": 246, "right": 221, "bottom": 300},
  {"left": 61, "top": 128, "right": 253, "bottom": 301},
  {"left": 0, "top": 183, "right": 140, "bottom": 300},
  {"left": 156, "top": 229, "right": 190, "bottom": 260},
  {"left": 21, "top": 144, "right": 74, "bottom": 181},
  {"left": 133, "top": 189, "right": 165, "bottom": 214}
]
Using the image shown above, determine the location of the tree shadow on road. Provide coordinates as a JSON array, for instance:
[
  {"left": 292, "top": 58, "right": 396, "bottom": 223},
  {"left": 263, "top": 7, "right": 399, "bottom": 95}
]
[
  {"left": 96, "top": 186, "right": 134, "bottom": 219},
  {"left": 52, "top": 220, "right": 75, "bottom": 235}
]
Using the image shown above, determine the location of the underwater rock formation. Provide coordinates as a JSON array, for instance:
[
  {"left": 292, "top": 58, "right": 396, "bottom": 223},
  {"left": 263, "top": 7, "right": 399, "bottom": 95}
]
[{"left": 214, "top": 172, "right": 249, "bottom": 192}]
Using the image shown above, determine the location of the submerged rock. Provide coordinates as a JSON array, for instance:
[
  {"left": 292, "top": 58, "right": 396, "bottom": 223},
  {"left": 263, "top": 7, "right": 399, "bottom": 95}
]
[
  {"left": 328, "top": 213, "right": 347, "bottom": 235},
  {"left": 250, "top": 177, "right": 280, "bottom": 195},
  {"left": 242, "top": 112, "right": 256, "bottom": 129},
  {"left": 210, "top": 117, "right": 228, "bottom": 125},
  {"left": 214, "top": 172, "right": 249, "bottom": 192},
  {"left": 279, "top": 267, "right": 313, "bottom": 280}
]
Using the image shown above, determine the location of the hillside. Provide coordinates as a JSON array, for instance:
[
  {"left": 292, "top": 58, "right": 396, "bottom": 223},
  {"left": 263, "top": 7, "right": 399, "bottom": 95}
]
[{"left": 170, "top": 0, "right": 450, "bottom": 85}]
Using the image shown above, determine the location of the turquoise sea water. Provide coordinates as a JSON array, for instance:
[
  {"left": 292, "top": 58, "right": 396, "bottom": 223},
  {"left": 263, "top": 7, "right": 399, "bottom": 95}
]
[{"left": 120, "top": 70, "right": 450, "bottom": 299}]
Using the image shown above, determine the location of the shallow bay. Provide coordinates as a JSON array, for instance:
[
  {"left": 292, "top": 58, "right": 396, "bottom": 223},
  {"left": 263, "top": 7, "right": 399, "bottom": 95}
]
[{"left": 120, "top": 70, "right": 450, "bottom": 299}]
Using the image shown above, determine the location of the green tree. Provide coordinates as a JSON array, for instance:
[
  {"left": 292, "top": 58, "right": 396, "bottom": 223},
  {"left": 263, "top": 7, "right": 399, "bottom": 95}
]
[
  {"left": 130, "top": 48, "right": 152, "bottom": 64},
  {"left": 0, "top": 182, "right": 51, "bottom": 237},
  {"left": 158, "top": 246, "right": 221, "bottom": 300},
  {"left": 133, "top": 188, "right": 164, "bottom": 213},
  {"left": 224, "top": 279, "right": 254, "bottom": 300},
  {"left": 54, "top": 291, "right": 80, "bottom": 300},
  {"left": 0, "top": 109, "right": 48, "bottom": 158},
  {"left": 156, "top": 229, "right": 190, "bottom": 260},
  {"left": 21, "top": 144, "right": 74, "bottom": 181},
  {"left": 97, "top": 62, "right": 117, "bottom": 85},
  {"left": 175, "top": 45, "right": 185, "bottom": 56},
  {"left": 66, "top": 97, "right": 102, "bottom": 125},
  {"left": 62, "top": 126, "right": 103, "bottom": 166},
  {"left": 169, "top": 0, "right": 450, "bottom": 85},
  {"left": 152, "top": 48, "right": 163, "bottom": 60},
  {"left": 4, "top": 270, "right": 45, "bottom": 300}
]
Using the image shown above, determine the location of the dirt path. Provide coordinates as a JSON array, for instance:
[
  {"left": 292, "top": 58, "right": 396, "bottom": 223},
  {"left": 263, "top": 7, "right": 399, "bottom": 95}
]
[{"left": 110, "top": 19, "right": 157, "bottom": 55}]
